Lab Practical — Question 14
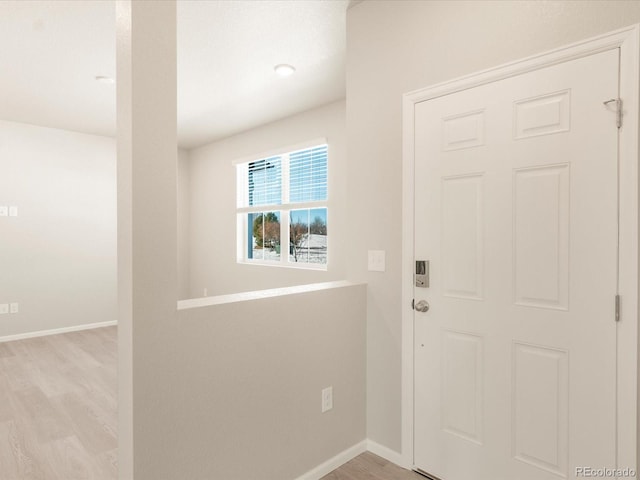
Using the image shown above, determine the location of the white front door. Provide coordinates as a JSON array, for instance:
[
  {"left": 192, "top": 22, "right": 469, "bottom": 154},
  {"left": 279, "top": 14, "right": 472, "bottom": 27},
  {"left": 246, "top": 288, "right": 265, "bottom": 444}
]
[{"left": 413, "top": 49, "right": 619, "bottom": 480}]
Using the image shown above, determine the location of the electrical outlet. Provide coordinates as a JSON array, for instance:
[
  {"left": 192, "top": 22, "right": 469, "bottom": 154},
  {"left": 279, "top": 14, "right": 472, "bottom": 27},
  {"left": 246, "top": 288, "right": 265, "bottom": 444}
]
[
  {"left": 321, "top": 386, "right": 333, "bottom": 413},
  {"left": 0, "top": 304, "right": 8, "bottom": 315},
  {"left": 9, "top": 303, "right": 18, "bottom": 314},
  {"left": 8, "top": 206, "right": 17, "bottom": 217},
  {"left": 0, "top": 206, "right": 7, "bottom": 217}
]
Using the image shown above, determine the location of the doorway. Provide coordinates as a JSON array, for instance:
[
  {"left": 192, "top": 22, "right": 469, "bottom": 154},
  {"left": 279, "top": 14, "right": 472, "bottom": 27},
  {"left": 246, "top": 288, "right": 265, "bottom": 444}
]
[{"left": 402, "top": 25, "right": 639, "bottom": 480}]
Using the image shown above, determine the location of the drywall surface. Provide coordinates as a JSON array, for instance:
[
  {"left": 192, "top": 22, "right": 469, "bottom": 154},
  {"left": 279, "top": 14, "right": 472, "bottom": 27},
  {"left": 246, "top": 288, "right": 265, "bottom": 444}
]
[
  {"left": 116, "top": 1, "right": 181, "bottom": 475},
  {"left": 177, "top": 148, "right": 190, "bottom": 299},
  {"left": 346, "top": 0, "right": 640, "bottom": 453},
  {"left": 118, "top": 5, "right": 365, "bottom": 478},
  {"left": 187, "top": 100, "right": 347, "bottom": 297},
  {"left": 0, "top": 120, "right": 116, "bottom": 337},
  {"left": 149, "top": 284, "right": 366, "bottom": 480}
]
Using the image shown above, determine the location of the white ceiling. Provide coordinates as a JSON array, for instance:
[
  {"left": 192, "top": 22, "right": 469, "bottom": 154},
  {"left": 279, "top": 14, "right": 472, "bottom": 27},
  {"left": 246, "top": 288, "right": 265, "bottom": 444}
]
[{"left": 0, "top": 0, "right": 348, "bottom": 149}]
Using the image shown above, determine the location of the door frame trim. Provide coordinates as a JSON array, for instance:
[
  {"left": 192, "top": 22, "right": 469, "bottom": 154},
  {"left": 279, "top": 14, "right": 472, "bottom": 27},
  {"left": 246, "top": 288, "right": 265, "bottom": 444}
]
[{"left": 401, "top": 24, "right": 640, "bottom": 472}]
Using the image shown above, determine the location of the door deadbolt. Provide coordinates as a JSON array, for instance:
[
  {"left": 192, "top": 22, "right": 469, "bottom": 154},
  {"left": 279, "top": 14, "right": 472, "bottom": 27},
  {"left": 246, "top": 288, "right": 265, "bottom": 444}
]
[{"left": 415, "top": 260, "right": 429, "bottom": 288}]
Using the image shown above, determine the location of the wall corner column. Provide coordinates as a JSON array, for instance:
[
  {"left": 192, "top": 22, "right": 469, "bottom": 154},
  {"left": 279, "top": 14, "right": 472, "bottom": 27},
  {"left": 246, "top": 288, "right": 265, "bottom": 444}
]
[{"left": 116, "top": 1, "right": 177, "bottom": 478}]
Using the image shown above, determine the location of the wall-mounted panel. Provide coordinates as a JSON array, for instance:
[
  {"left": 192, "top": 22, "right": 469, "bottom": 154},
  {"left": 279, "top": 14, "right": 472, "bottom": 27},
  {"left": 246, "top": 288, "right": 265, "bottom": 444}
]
[
  {"left": 513, "top": 164, "right": 569, "bottom": 310},
  {"left": 442, "top": 174, "right": 484, "bottom": 300},
  {"left": 512, "top": 342, "right": 568, "bottom": 476}
]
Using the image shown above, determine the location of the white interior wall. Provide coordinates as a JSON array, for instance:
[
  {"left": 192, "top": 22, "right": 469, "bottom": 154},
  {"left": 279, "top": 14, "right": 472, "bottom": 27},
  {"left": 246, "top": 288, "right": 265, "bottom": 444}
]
[
  {"left": 0, "top": 120, "right": 116, "bottom": 338},
  {"left": 186, "top": 100, "right": 347, "bottom": 298},
  {"left": 168, "top": 285, "right": 367, "bottom": 479},
  {"left": 177, "top": 148, "right": 190, "bottom": 299},
  {"left": 346, "top": 0, "right": 640, "bottom": 454},
  {"left": 117, "top": 4, "right": 366, "bottom": 478}
]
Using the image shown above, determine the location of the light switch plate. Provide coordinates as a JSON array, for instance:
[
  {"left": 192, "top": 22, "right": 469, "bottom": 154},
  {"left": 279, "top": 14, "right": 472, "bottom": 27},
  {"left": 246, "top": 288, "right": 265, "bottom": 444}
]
[
  {"left": 8, "top": 206, "right": 17, "bottom": 217},
  {"left": 0, "top": 206, "right": 7, "bottom": 217},
  {"left": 368, "top": 250, "right": 386, "bottom": 272},
  {"left": 0, "top": 304, "right": 8, "bottom": 315},
  {"left": 9, "top": 303, "right": 18, "bottom": 314}
]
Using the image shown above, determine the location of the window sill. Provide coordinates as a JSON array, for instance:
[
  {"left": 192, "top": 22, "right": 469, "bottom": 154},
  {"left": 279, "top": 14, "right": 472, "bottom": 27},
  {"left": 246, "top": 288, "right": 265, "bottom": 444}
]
[{"left": 238, "top": 259, "right": 328, "bottom": 271}]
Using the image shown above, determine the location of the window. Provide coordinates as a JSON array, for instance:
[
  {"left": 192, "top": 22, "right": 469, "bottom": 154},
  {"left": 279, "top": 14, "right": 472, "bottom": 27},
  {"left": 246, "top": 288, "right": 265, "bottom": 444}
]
[{"left": 236, "top": 142, "right": 328, "bottom": 268}]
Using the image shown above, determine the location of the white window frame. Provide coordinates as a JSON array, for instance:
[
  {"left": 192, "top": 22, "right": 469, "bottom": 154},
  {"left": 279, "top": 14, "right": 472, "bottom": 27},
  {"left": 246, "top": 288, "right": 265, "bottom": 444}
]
[{"left": 234, "top": 138, "right": 329, "bottom": 270}]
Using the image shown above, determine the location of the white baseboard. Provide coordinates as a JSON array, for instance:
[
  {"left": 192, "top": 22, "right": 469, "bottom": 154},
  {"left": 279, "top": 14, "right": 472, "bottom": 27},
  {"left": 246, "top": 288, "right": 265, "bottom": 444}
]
[
  {"left": 293, "top": 439, "right": 408, "bottom": 480},
  {"left": 294, "top": 440, "right": 367, "bottom": 480},
  {"left": 0, "top": 320, "right": 117, "bottom": 343},
  {"left": 366, "top": 439, "right": 407, "bottom": 469}
]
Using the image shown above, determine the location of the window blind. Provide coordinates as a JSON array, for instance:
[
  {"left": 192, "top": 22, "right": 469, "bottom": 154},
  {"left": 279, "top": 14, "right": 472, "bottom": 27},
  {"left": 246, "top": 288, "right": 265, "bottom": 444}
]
[
  {"left": 247, "top": 156, "right": 282, "bottom": 207},
  {"left": 289, "top": 145, "right": 328, "bottom": 203}
]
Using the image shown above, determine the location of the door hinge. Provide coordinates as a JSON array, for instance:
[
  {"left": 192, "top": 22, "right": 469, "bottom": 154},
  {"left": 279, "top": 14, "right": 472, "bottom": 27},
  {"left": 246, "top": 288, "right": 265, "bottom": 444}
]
[
  {"left": 604, "top": 98, "right": 623, "bottom": 128},
  {"left": 615, "top": 294, "right": 621, "bottom": 322}
]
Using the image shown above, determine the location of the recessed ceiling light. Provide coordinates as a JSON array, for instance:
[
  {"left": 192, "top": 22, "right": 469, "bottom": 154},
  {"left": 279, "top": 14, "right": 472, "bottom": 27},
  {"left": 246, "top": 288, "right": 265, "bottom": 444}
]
[
  {"left": 274, "top": 64, "right": 296, "bottom": 77},
  {"left": 95, "top": 75, "right": 115, "bottom": 85}
]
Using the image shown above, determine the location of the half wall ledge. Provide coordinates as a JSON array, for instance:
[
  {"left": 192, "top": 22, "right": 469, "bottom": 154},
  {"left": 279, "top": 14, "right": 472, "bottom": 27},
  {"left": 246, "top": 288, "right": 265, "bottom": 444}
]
[{"left": 177, "top": 280, "right": 364, "bottom": 310}]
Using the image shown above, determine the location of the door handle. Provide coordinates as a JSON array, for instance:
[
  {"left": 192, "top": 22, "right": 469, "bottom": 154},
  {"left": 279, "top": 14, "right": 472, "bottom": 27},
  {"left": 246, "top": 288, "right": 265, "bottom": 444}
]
[{"left": 414, "top": 300, "right": 430, "bottom": 313}]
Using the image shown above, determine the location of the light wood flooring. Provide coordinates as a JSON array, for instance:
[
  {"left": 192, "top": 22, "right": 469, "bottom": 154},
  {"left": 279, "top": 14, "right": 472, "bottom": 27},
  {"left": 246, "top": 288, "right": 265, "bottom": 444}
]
[
  {"left": 0, "top": 326, "right": 419, "bottom": 480},
  {"left": 323, "top": 452, "right": 424, "bottom": 480},
  {"left": 0, "top": 326, "right": 117, "bottom": 480}
]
